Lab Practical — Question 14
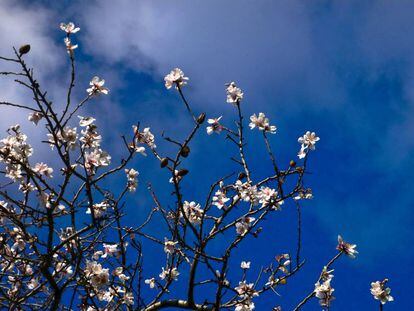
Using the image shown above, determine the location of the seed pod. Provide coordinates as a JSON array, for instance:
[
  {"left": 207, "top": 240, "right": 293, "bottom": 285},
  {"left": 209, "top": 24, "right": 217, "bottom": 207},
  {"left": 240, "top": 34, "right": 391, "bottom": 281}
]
[
  {"left": 177, "top": 169, "right": 189, "bottom": 177},
  {"left": 180, "top": 146, "right": 190, "bottom": 157},
  {"left": 160, "top": 158, "right": 168, "bottom": 168},
  {"left": 289, "top": 160, "right": 296, "bottom": 167},
  {"left": 197, "top": 113, "right": 206, "bottom": 124},
  {"left": 238, "top": 172, "right": 247, "bottom": 180},
  {"left": 19, "top": 44, "right": 31, "bottom": 56}
]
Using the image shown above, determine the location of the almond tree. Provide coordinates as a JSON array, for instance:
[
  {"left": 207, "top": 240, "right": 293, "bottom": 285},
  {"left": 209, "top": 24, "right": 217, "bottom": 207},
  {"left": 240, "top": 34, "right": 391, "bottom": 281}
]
[{"left": 0, "top": 23, "right": 393, "bottom": 311}]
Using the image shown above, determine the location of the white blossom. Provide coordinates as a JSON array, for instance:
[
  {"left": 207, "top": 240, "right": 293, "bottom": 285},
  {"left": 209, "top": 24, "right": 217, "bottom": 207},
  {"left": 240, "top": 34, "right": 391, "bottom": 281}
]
[
  {"left": 249, "top": 113, "right": 276, "bottom": 134},
  {"left": 314, "top": 278, "right": 335, "bottom": 307},
  {"left": 132, "top": 126, "right": 156, "bottom": 155},
  {"left": 212, "top": 189, "right": 230, "bottom": 209},
  {"left": 336, "top": 235, "right": 358, "bottom": 259},
  {"left": 145, "top": 278, "right": 156, "bottom": 289},
  {"left": 64, "top": 37, "right": 78, "bottom": 55},
  {"left": 370, "top": 279, "right": 394, "bottom": 305},
  {"left": 258, "top": 187, "right": 283, "bottom": 210},
  {"left": 163, "top": 239, "right": 178, "bottom": 254},
  {"left": 226, "top": 82, "right": 243, "bottom": 104},
  {"left": 159, "top": 267, "right": 179, "bottom": 281},
  {"left": 85, "top": 261, "right": 110, "bottom": 288},
  {"left": 84, "top": 149, "right": 111, "bottom": 172},
  {"left": 236, "top": 217, "right": 255, "bottom": 235},
  {"left": 297, "top": 131, "right": 320, "bottom": 159},
  {"left": 47, "top": 126, "right": 78, "bottom": 150},
  {"left": 125, "top": 168, "right": 139, "bottom": 192},
  {"left": 241, "top": 261, "right": 251, "bottom": 269},
  {"left": 78, "top": 116, "right": 96, "bottom": 127},
  {"left": 28, "top": 112, "right": 43, "bottom": 125},
  {"left": 101, "top": 244, "right": 119, "bottom": 258},
  {"left": 87, "top": 76, "right": 109, "bottom": 96},
  {"left": 234, "top": 180, "right": 259, "bottom": 206},
  {"left": 33, "top": 162, "right": 53, "bottom": 178},
  {"left": 181, "top": 201, "right": 203, "bottom": 225},
  {"left": 164, "top": 68, "right": 188, "bottom": 89},
  {"left": 60, "top": 22, "right": 80, "bottom": 34},
  {"left": 207, "top": 116, "right": 223, "bottom": 135}
]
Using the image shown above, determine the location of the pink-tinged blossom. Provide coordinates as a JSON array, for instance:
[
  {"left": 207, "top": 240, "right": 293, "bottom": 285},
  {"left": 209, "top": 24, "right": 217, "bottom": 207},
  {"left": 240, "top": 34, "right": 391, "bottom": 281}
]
[
  {"left": 47, "top": 126, "right": 78, "bottom": 150},
  {"left": 212, "top": 189, "right": 230, "bottom": 209},
  {"left": 59, "top": 22, "right": 80, "bottom": 34},
  {"left": 234, "top": 180, "right": 259, "bottom": 206},
  {"left": 87, "top": 76, "right": 109, "bottom": 96},
  {"left": 64, "top": 37, "right": 78, "bottom": 55},
  {"left": 159, "top": 267, "right": 179, "bottom": 281},
  {"left": 293, "top": 188, "right": 313, "bottom": 200},
  {"left": 314, "top": 278, "right": 335, "bottom": 307},
  {"left": 226, "top": 82, "right": 243, "bottom": 104},
  {"left": 125, "top": 168, "right": 139, "bottom": 192},
  {"left": 28, "top": 112, "right": 43, "bottom": 125},
  {"left": 164, "top": 239, "right": 178, "bottom": 254},
  {"left": 297, "top": 131, "right": 320, "bottom": 159},
  {"left": 241, "top": 261, "right": 251, "bottom": 269},
  {"left": 33, "top": 162, "right": 53, "bottom": 178},
  {"left": 85, "top": 261, "right": 109, "bottom": 288},
  {"left": 101, "top": 243, "right": 119, "bottom": 258},
  {"left": 84, "top": 149, "right": 111, "bottom": 173},
  {"left": 370, "top": 279, "right": 394, "bottom": 304},
  {"left": 164, "top": 68, "right": 188, "bottom": 89},
  {"left": 78, "top": 116, "right": 96, "bottom": 127},
  {"left": 181, "top": 201, "right": 203, "bottom": 225},
  {"left": 145, "top": 278, "right": 156, "bottom": 289},
  {"left": 236, "top": 217, "right": 255, "bottom": 235},
  {"left": 86, "top": 201, "right": 111, "bottom": 218},
  {"left": 132, "top": 126, "right": 156, "bottom": 155},
  {"left": 249, "top": 113, "right": 277, "bottom": 134},
  {"left": 336, "top": 235, "right": 358, "bottom": 259},
  {"left": 258, "top": 187, "right": 283, "bottom": 210},
  {"left": 207, "top": 116, "right": 223, "bottom": 135}
]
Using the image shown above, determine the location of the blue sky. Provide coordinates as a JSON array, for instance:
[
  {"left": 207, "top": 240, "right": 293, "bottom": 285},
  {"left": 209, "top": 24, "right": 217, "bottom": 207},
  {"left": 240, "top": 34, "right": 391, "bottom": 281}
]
[{"left": 0, "top": 0, "right": 412, "bottom": 309}]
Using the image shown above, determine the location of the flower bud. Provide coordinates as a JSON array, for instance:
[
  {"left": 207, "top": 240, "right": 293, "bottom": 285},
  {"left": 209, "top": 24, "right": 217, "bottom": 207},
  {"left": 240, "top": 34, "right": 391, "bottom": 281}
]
[
  {"left": 19, "top": 44, "right": 31, "bottom": 56},
  {"left": 197, "top": 113, "right": 206, "bottom": 124},
  {"left": 289, "top": 160, "right": 296, "bottom": 167},
  {"left": 160, "top": 158, "right": 168, "bottom": 168},
  {"left": 180, "top": 146, "right": 190, "bottom": 158},
  {"left": 177, "top": 169, "right": 189, "bottom": 177},
  {"left": 238, "top": 172, "right": 246, "bottom": 180}
]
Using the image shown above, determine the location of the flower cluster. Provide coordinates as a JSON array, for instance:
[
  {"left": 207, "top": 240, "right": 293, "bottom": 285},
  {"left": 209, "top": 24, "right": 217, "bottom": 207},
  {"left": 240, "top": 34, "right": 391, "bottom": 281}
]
[
  {"left": 79, "top": 116, "right": 102, "bottom": 149},
  {"left": 60, "top": 22, "right": 80, "bottom": 55},
  {"left": 47, "top": 126, "right": 78, "bottom": 150},
  {"left": 314, "top": 270, "right": 335, "bottom": 308},
  {"left": 0, "top": 125, "right": 33, "bottom": 183}
]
